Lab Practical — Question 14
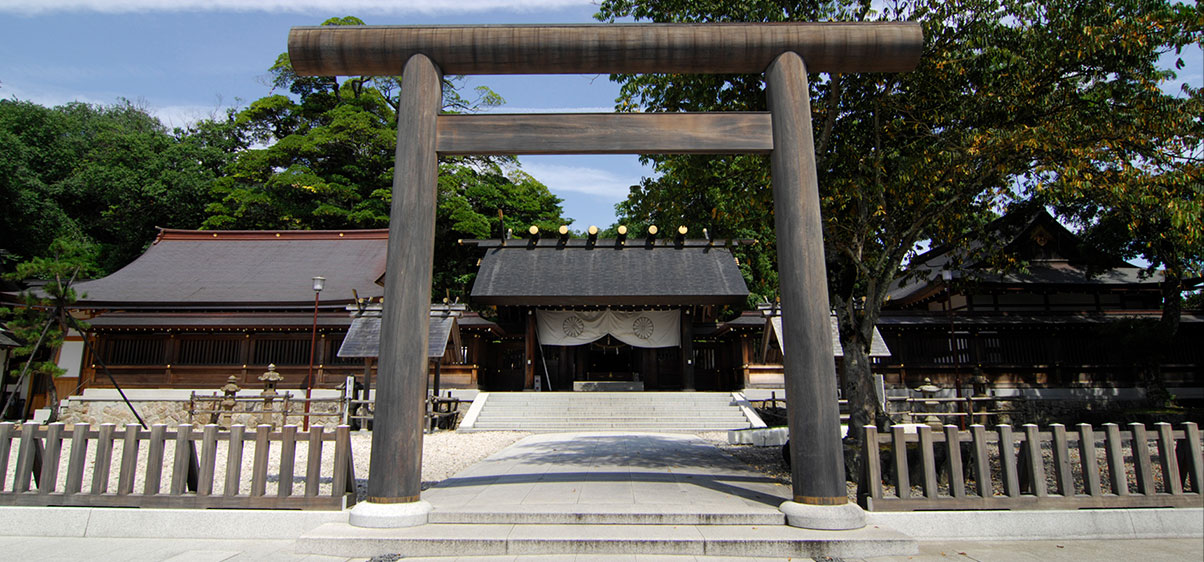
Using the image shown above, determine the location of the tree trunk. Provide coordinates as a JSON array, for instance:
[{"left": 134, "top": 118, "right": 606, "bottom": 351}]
[
  {"left": 1144, "top": 269, "right": 1183, "bottom": 408},
  {"left": 835, "top": 300, "right": 890, "bottom": 503}
]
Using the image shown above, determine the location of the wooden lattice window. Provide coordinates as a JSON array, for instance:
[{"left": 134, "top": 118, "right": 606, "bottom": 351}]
[
  {"left": 253, "top": 337, "right": 311, "bottom": 366},
  {"left": 100, "top": 335, "right": 167, "bottom": 366},
  {"left": 176, "top": 337, "right": 244, "bottom": 365}
]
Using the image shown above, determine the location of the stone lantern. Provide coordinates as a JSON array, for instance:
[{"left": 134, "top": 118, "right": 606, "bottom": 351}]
[
  {"left": 259, "top": 364, "right": 284, "bottom": 402},
  {"left": 915, "top": 377, "right": 942, "bottom": 425},
  {"left": 213, "top": 374, "right": 241, "bottom": 426}
]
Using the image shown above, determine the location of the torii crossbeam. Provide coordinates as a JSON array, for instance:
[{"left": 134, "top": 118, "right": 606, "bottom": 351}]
[{"left": 288, "top": 22, "right": 923, "bottom": 530}]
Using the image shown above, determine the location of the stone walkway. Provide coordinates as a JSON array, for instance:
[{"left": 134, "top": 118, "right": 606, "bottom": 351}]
[{"left": 421, "top": 432, "right": 790, "bottom": 524}]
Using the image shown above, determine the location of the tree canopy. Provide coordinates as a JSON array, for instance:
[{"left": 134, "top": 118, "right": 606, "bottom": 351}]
[
  {"left": 597, "top": 0, "right": 1203, "bottom": 453},
  {"left": 202, "top": 16, "right": 569, "bottom": 299},
  {"left": 0, "top": 99, "right": 226, "bottom": 273}
]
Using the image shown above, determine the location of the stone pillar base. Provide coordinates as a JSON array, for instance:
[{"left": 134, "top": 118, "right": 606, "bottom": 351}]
[
  {"left": 779, "top": 500, "right": 866, "bottom": 530},
  {"left": 349, "top": 500, "right": 433, "bottom": 528}
]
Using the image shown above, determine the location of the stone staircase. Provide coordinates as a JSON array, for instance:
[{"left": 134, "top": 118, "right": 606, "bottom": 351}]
[
  {"left": 459, "top": 391, "right": 764, "bottom": 432},
  {"left": 298, "top": 520, "right": 915, "bottom": 558}
]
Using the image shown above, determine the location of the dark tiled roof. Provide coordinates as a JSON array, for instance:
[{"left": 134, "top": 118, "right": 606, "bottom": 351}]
[
  {"left": 887, "top": 210, "right": 1163, "bottom": 306},
  {"left": 71, "top": 229, "right": 388, "bottom": 308},
  {"left": 469, "top": 241, "right": 749, "bottom": 306}
]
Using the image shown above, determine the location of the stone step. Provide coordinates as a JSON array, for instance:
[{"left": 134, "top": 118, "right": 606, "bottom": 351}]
[
  {"left": 466, "top": 424, "right": 750, "bottom": 431},
  {"left": 475, "top": 413, "right": 748, "bottom": 419},
  {"left": 428, "top": 505, "right": 785, "bottom": 525},
  {"left": 296, "top": 522, "right": 918, "bottom": 559}
]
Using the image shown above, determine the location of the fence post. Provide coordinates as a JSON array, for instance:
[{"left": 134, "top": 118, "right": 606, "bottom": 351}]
[
  {"left": 1078, "top": 423, "right": 1102, "bottom": 497},
  {"left": 1155, "top": 422, "right": 1182, "bottom": 496},
  {"left": 997, "top": 425, "right": 1020, "bottom": 498},
  {"left": 943, "top": 424, "right": 966, "bottom": 498},
  {"left": 64, "top": 423, "right": 90, "bottom": 495},
  {"left": 144, "top": 424, "right": 168, "bottom": 496},
  {"left": 170, "top": 424, "right": 193, "bottom": 495},
  {"left": 970, "top": 424, "right": 991, "bottom": 498},
  {"left": 91, "top": 423, "right": 116, "bottom": 494},
  {"left": 117, "top": 424, "right": 141, "bottom": 495},
  {"left": 1103, "top": 423, "right": 1128, "bottom": 496},
  {"left": 197, "top": 424, "right": 218, "bottom": 496},
  {"left": 224, "top": 425, "right": 246, "bottom": 496},
  {"left": 0, "top": 423, "right": 14, "bottom": 492},
  {"left": 278, "top": 425, "right": 298, "bottom": 498},
  {"left": 918, "top": 424, "right": 938, "bottom": 499},
  {"left": 1021, "top": 424, "right": 1046, "bottom": 497},
  {"left": 1129, "top": 423, "right": 1155, "bottom": 495},
  {"left": 1181, "top": 422, "right": 1202, "bottom": 493},
  {"left": 862, "top": 425, "right": 883, "bottom": 506},
  {"left": 1050, "top": 424, "right": 1074, "bottom": 497},
  {"left": 891, "top": 425, "right": 910, "bottom": 499},
  {"left": 305, "top": 425, "right": 323, "bottom": 497},
  {"left": 250, "top": 424, "right": 271, "bottom": 497},
  {"left": 38, "top": 423, "right": 64, "bottom": 494}
]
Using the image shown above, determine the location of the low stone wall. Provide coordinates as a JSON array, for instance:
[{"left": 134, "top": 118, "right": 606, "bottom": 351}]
[{"left": 58, "top": 389, "right": 345, "bottom": 428}]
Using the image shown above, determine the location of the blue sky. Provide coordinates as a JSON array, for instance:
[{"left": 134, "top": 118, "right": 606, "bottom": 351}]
[
  {"left": 0, "top": 0, "right": 649, "bottom": 231},
  {"left": 1, "top": 1, "right": 1200, "bottom": 233}
]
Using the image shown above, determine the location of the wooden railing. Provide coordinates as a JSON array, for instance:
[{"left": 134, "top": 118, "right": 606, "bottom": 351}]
[
  {"left": 863, "top": 422, "right": 1203, "bottom": 511},
  {"left": 0, "top": 422, "right": 356, "bottom": 510}
]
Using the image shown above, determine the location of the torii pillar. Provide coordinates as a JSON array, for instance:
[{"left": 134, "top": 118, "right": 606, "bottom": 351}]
[{"left": 288, "top": 23, "right": 922, "bottom": 530}]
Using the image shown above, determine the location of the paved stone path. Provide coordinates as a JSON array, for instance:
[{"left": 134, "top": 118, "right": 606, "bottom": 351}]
[{"left": 422, "top": 432, "right": 790, "bottom": 523}]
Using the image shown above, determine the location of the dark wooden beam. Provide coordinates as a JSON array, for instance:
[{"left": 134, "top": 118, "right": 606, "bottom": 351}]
[
  {"left": 436, "top": 113, "right": 772, "bottom": 155},
  {"left": 289, "top": 23, "right": 923, "bottom": 76}
]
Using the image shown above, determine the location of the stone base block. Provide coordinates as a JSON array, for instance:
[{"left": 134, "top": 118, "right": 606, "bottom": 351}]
[
  {"left": 349, "top": 500, "right": 433, "bottom": 528},
  {"left": 779, "top": 500, "right": 866, "bottom": 531}
]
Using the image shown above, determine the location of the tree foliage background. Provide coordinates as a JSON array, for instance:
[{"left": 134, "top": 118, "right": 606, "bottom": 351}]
[
  {"left": 0, "top": 16, "right": 569, "bottom": 301},
  {"left": 597, "top": 0, "right": 1203, "bottom": 462}
]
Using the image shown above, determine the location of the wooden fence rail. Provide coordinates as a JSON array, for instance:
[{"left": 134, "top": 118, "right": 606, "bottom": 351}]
[
  {"left": 863, "top": 421, "right": 1203, "bottom": 511},
  {"left": 0, "top": 422, "right": 355, "bottom": 510}
]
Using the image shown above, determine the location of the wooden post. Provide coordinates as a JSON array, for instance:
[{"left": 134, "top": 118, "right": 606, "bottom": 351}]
[
  {"left": 365, "top": 53, "right": 441, "bottom": 507},
  {"left": 766, "top": 51, "right": 849, "bottom": 509},
  {"left": 681, "top": 308, "right": 695, "bottom": 390}
]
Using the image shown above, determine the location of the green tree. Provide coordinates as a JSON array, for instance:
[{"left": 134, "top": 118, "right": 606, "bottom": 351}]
[
  {"left": 0, "top": 99, "right": 228, "bottom": 273},
  {"left": 1, "top": 236, "right": 99, "bottom": 421},
  {"left": 598, "top": 0, "right": 1201, "bottom": 478},
  {"left": 205, "top": 16, "right": 569, "bottom": 299}
]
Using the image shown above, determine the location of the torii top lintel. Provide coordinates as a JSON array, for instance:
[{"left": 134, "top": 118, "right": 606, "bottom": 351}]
[{"left": 288, "top": 23, "right": 922, "bottom": 77}]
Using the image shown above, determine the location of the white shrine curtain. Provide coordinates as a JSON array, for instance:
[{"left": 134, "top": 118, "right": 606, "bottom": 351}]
[{"left": 535, "top": 309, "right": 680, "bottom": 348}]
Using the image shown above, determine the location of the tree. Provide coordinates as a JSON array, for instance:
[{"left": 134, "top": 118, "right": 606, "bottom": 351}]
[
  {"left": 0, "top": 236, "right": 99, "bottom": 421},
  {"left": 597, "top": 0, "right": 1200, "bottom": 483},
  {"left": 204, "top": 16, "right": 569, "bottom": 300},
  {"left": 0, "top": 99, "right": 229, "bottom": 273}
]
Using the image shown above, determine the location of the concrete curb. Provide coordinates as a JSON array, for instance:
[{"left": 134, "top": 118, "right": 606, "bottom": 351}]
[
  {"left": 867, "top": 508, "right": 1204, "bottom": 541},
  {"left": 0, "top": 506, "right": 346, "bottom": 539}
]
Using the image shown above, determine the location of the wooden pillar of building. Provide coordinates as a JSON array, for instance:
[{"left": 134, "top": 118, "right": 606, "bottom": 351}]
[
  {"left": 353, "top": 53, "right": 441, "bottom": 528},
  {"left": 525, "top": 310, "right": 536, "bottom": 390},
  {"left": 681, "top": 308, "right": 695, "bottom": 391},
  {"left": 766, "top": 51, "right": 864, "bottom": 530}
]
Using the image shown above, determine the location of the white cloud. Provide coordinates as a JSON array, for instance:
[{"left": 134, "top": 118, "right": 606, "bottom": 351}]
[
  {"left": 520, "top": 161, "right": 638, "bottom": 199},
  {"left": 0, "top": 0, "right": 589, "bottom": 15}
]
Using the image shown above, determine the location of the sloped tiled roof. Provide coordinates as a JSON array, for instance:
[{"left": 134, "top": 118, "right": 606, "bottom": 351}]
[
  {"left": 70, "top": 229, "right": 389, "bottom": 308},
  {"left": 467, "top": 239, "right": 749, "bottom": 306}
]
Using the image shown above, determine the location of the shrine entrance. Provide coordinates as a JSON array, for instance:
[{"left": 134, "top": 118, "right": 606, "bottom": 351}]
[{"left": 287, "top": 22, "right": 922, "bottom": 530}]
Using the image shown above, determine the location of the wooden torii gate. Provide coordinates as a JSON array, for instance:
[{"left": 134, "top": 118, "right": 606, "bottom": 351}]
[{"left": 288, "top": 23, "right": 922, "bottom": 530}]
